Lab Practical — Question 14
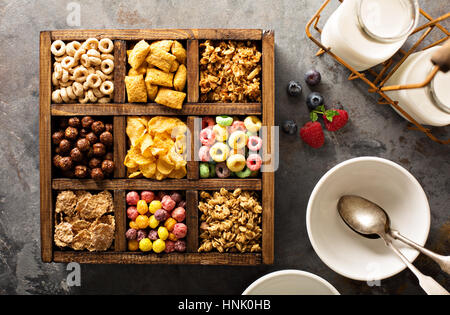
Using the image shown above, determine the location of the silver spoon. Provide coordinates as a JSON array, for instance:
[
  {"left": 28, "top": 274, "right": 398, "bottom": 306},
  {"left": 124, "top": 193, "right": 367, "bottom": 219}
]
[{"left": 338, "top": 195, "right": 449, "bottom": 295}]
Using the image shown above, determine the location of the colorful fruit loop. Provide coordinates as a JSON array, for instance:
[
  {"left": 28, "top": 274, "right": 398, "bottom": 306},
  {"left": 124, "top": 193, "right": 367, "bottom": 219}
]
[{"left": 199, "top": 115, "right": 263, "bottom": 179}]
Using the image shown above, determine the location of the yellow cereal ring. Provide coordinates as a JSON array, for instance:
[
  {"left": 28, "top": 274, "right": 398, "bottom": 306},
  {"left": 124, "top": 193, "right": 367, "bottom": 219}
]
[
  {"left": 53, "top": 63, "right": 63, "bottom": 79},
  {"left": 209, "top": 142, "right": 230, "bottom": 162},
  {"left": 66, "top": 86, "right": 77, "bottom": 100},
  {"left": 100, "top": 81, "right": 114, "bottom": 95},
  {"left": 73, "top": 48, "right": 86, "bottom": 62},
  {"left": 101, "top": 53, "right": 114, "bottom": 61},
  {"left": 86, "top": 89, "right": 97, "bottom": 102},
  {"left": 228, "top": 131, "right": 247, "bottom": 150},
  {"left": 99, "top": 38, "right": 114, "bottom": 53},
  {"left": 213, "top": 125, "right": 228, "bottom": 142},
  {"left": 72, "top": 82, "right": 84, "bottom": 97},
  {"left": 80, "top": 54, "right": 90, "bottom": 67},
  {"left": 51, "top": 40, "right": 66, "bottom": 56},
  {"left": 60, "top": 87, "right": 70, "bottom": 103},
  {"left": 89, "top": 56, "right": 102, "bottom": 66},
  {"left": 65, "top": 41, "right": 81, "bottom": 57},
  {"left": 244, "top": 116, "right": 262, "bottom": 133},
  {"left": 52, "top": 72, "right": 59, "bottom": 86},
  {"left": 61, "top": 56, "right": 75, "bottom": 69},
  {"left": 226, "top": 154, "right": 246, "bottom": 172},
  {"left": 78, "top": 93, "right": 89, "bottom": 104},
  {"left": 82, "top": 38, "right": 99, "bottom": 50},
  {"left": 91, "top": 88, "right": 103, "bottom": 98},
  {"left": 86, "top": 73, "right": 102, "bottom": 88},
  {"left": 61, "top": 69, "right": 69, "bottom": 83},
  {"left": 101, "top": 59, "right": 114, "bottom": 75},
  {"left": 86, "top": 49, "right": 100, "bottom": 58},
  {"left": 52, "top": 90, "right": 62, "bottom": 103}
]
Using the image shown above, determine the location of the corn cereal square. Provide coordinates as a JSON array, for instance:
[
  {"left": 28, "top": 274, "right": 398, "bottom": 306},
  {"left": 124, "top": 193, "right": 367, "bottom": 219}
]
[
  {"left": 171, "top": 41, "right": 187, "bottom": 64},
  {"left": 125, "top": 75, "right": 147, "bottom": 103},
  {"left": 173, "top": 64, "right": 187, "bottom": 92},
  {"left": 155, "top": 88, "right": 186, "bottom": 110},
  {"left": 150, "top": 40, "right": 174, "bottom": 53},
  {"left": 128, "top": 40, "right": 150, "bottom": 69},
  {"left": 146, "top": 68, "right": 174, "bottom": 87},
  {"left": 145, "top": 49, "right": 177, "bottom": 73}
]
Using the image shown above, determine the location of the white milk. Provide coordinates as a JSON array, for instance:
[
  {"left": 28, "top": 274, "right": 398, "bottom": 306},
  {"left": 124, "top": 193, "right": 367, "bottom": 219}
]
[
  {"left": 385, "top": 46, "right": 450, "bottom": 127},
  {"left": 321, "top": 0, "right": 419, "bottom": 71}
]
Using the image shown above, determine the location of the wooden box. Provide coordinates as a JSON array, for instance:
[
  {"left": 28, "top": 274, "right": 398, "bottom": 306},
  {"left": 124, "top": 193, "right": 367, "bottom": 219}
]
[{"left": 40, "top": 29, "right": 274, "bottom": 265}]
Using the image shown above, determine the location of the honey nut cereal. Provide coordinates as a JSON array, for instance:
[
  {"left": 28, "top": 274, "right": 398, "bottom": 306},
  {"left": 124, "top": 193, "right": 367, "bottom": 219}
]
[
  {"left": 198, "top": 188, "right": 262, "bottom": 253},
  {"left": 51, "top": 38, "right": 114, "bottom": 104}
]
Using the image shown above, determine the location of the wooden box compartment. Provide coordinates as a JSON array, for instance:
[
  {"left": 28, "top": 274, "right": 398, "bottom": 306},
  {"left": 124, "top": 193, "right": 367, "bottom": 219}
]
[{"left": 40, "top": 29, "right": 274, "bottom": 265}]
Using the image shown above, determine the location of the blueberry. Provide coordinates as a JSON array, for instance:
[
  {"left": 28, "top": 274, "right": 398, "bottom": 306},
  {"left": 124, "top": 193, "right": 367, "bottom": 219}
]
[
  {"left": 306, "top": 92, "right": 324, "bottom": 110},
  {"left": 287, "top": 81, "right": 302, "bottom": 97},
  {"left": 282, "top": 120, "right": 298, "bottom": 135},
  {"left": 304, "top": 69, "right": 321, "bottom": 86}
]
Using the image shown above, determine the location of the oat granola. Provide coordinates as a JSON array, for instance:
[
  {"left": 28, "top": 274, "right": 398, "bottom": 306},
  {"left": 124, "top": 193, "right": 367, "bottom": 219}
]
[
  {"left": 198, "top": 188, "right": 262, "bottom": 253},
  {"left": 199, "top": 40, "right": 262, "bottom": 103}
]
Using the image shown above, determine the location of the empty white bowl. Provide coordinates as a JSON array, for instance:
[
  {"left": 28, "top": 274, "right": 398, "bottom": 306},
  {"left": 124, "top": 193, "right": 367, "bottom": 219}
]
[
  {"left": 306, "top": 157, "right": 430, "bottom": 281},
  {"left": 242, "top": 270, "right": 340, "bottom": 295}
]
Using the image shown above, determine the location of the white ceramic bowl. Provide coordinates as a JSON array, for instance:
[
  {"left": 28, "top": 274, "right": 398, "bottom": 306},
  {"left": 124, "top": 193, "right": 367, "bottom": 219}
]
[
  {"left": 306, "top": 157, "right": 430, "bottom": 281},
  {"left": 242, "top": 270, "right": 340, "bottom": 295}
]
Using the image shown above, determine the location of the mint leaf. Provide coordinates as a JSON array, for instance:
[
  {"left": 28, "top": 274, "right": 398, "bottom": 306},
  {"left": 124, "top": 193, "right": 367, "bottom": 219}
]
[
  {"left": 325, "top": 110, "right": 340, "bottom": 122},
  {"left": 310, "top": 112, "right": 319, "bottom": 122}
]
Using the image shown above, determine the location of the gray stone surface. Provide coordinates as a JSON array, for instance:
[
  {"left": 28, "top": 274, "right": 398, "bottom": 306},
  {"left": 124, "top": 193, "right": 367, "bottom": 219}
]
[{"left": 0, "top": 0, "right": 448, "bottom": 295}]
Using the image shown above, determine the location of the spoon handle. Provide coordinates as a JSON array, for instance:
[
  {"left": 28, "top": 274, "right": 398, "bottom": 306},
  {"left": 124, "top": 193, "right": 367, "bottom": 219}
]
[
  {"left": 390, "top": 229, "right": 450, "bottom": 275},
  {"left": 384, "top": 238, "right": 449, "bottom": 295}
]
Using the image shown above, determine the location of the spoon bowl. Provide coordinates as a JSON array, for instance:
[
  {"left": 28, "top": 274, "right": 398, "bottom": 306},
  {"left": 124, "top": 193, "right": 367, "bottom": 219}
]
[{"left": 337, "top": 195, "right": 390, "bottom": 239}]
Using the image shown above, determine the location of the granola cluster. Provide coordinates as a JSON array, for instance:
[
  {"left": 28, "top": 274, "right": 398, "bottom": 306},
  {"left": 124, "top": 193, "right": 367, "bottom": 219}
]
[
  {"left": 198, "top": 188, "right": 262, "bottom": 253},
  {"left": 199, "top": 40, "right": 262, "bottom": 103}
]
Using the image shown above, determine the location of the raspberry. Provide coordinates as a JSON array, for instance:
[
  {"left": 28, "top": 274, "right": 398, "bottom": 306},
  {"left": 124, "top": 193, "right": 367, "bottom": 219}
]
[
  {"left": 323, "top": 109, "right": 348, "bottom": 131},
  {"left": 300, "top": 121, "right": 324, "bottom": 148}
]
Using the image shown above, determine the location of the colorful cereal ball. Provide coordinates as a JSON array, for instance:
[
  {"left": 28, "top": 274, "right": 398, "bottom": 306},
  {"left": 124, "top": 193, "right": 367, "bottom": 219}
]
[
  {"left": 139, "top": 238, "right": 152, "bottom": 252},
  {"left": 158, "top": 226, "right": 169, "bottom": 241},
  {"left": 174, "top": 240, "right": 186, "bottom": 252},
  {"left": 171, "top": 207, "right": 186, "bottom": 222},
  {"left": 128, "top": 239, "right": 139, "bottom": 251},
  {"left": 125, "top": 228, "right": 137, "bottom": 240},
  {"left": 127, "top": 206, "right": 139, "bottom": 220},
  {"left": 137, "top": 229, "right": 148, "bottom": 242},
  {"left": 164, "top": 217, "right": 177, "bottom": 232},
  {"left": 152, "top": 239, "right": 166, "bottom": 253},
  {"left": 154, "top": 208, "right": 170, "bottom": 221},
  {"left": 164, "top": 240, "right": 176, "bottom": 253},
  {"left": 126, "top": 191, "right": 140, "bottom": 205},
  {"left": 140, "top": 190, "right": 155, "bottom": 203},
  {"left": 161, "top": 195, "right": 176, "bottom": 211},
  {"left": 148, "top": 215, "right": 159, "bottom": 229},
  {"left": 136, "top": 199, "right": 148, "bottom": 215},
  {"left": 129, "top": 220, "right": 139, "bottom": 230},
  {"left": 149, "top": 200, "right": 162, "bottom": 214},
  {"left": 136, "top": 215, "right": 149, "bottom": 229},
  {"left": 170, "top": 192, "right": 183, "bottom": 204},
  {"left": 148, "top": 229, "right": 158, "bottom": 241},
  {"left": 173, "top": 223, "right": 188, "bottom": 239}
]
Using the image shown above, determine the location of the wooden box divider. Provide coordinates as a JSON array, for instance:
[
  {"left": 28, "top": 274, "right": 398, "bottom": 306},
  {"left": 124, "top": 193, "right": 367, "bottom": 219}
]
[
  {"left": 41, "top": 29, "right": 274, "bottom": 265},
  {"left": 187, "top": 116, "right": 199, "bottom": 180},
  {"left": 113, "top": 190, "right": 126, "bottom": 251},
  {"left": 113, "top": 40, "right": 126, "bottom": 104},
  {"left": 185, "top": 190, "right": 199, "bottom": 252}
]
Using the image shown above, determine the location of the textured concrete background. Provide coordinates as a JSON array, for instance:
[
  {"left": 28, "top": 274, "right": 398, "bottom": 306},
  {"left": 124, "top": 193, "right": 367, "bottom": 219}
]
[{"left": 0, "top": 0, "right": 448, "bottom": 295}]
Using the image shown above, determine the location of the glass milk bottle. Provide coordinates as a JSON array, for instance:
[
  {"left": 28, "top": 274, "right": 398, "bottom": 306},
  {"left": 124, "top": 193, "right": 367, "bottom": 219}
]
[
  {"left": 321, "top": 0, "right": 419, "bottom": 71},
  {"left": 384, "top": 45, "right": 450, "bottom": 127}
]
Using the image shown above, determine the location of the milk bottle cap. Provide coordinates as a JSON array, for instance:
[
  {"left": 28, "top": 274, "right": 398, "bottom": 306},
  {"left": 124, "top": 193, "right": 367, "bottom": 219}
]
[
  {"left": 431, "top": 71, "right": 450, "bottom": 114},
  {"left": 358, "top": 0, "right": 419, "bottom": 42}
]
